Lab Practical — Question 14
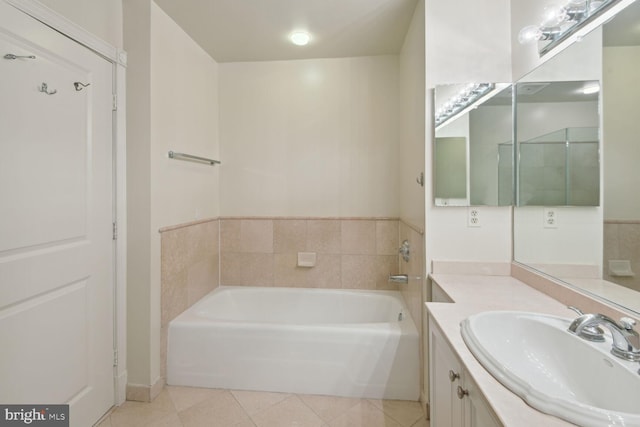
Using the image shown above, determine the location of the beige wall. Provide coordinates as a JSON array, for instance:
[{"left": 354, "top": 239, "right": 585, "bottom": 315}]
[
  {"left": 124, "top": 0, "right": 153, "bottom": 390},
  {"left": 149, "top": 0, "right": 220, "bottom": 387},
  {"left": 426, "top": 0, "right": 511, "bottom": 85},
  {"left": 218, "top": 56, "right": 400, "bottom": 217},
  {"left": 425, "top": 0, "right": 513, "bottom": 268},
  {"left": 399, "top": 0, "right": 426, "bottom": 231},
  {"left": 124, "top": 0, "right": 220, "bottom": 396},
  {"left": 397, "top": 1, "right": 427, "bottom": 403},
  {"left": 603, "top": 46, "right": 640, "bottom": 221},
  {"left": 601, "top": 47, "right": 640, "bottom": 294}
]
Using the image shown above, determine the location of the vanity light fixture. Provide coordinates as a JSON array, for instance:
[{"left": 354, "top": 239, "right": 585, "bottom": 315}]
[
  {"left": 435, "top": 83, "right": 495, "bottom": 128},
  {"left": 518, "top": 0, "right": 620, "bottom": 50},
  {"left": 289, "top": 31, "right": 311, "bottom": 46}
]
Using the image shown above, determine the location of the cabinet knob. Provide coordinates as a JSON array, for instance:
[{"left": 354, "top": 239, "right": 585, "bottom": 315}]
[
  {"left": 448, "top": 370, "right": 460, "bottom": 382},
  {"left": 457, "top": 385, "right": 469, "bottom": 400}
]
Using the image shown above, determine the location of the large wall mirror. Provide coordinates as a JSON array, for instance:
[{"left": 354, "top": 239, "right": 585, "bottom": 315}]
[
  {"left": 514, "top": 0, "right": 640, "bottom": 315},
  {"left": 433, "top": 83, "right": 513, "bottom": 206}
]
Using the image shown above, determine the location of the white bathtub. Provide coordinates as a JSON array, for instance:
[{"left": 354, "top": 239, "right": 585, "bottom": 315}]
[{"left": 167, "top": 286, "right": 420, "bottom": 400}]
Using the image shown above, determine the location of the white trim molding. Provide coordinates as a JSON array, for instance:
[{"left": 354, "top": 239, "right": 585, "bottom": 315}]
[
  {"left": 114, "top": 58, "right": 128, "bottom": 406},
  {"left": 3, "top": 0, "right": 124, "bottom": 65}
]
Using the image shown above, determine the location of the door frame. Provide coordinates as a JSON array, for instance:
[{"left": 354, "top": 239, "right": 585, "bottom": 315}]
[{"left": 2, "top": 0, "right": 128, "bottom": 406}]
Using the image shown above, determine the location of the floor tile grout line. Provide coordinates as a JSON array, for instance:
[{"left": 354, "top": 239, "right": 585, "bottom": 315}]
[
  {"left": 371, "top": 399, "right": 426, "bottom": 427},
  {"left": 227, "top": 389, "right": 261, "bottom": 426},
  {"left": 296, "top": 394, "right": 356, "bottom": 425}
]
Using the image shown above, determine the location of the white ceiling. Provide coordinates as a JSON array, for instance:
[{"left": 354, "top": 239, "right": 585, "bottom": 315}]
[{"left": 153, "top": 0, "right": 419, "bottom": 63}]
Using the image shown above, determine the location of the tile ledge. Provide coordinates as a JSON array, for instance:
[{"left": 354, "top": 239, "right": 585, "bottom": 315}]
[
  {"left": 158, "top": 217, "right": 219, "bottom": 233},
  {"left": 399, "top": 218, "right": 425, "bottom": 235},
  {"left": 431, "top": 260, "right": 512, "bottom": 276},
  {"left": 604, "top": 219, "right": 640, "bottom": 224},
  {"left": 219, "top": 216, "right": 400, "bottom": 221}
]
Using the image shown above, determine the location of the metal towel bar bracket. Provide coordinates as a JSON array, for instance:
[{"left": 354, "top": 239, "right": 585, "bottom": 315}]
[
  {"left": 168, "top": 151, "right": 220, "bottom": 166},
  {"left": 4, "top": 53, "right": 36, "bottom": 60}
]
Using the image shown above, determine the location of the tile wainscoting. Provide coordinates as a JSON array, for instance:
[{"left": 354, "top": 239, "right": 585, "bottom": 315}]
[
  {"left": 160, "top": 219, "right": 220, "bottom": 380},
  {"left": 604, "top": 219, "right": 640, "bottom": 292},
  {"left": 220, "top": 218, "right": 401, "bottom": 290}
]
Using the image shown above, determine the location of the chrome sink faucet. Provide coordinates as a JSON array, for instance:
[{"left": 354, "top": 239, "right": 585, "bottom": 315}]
[{"left": 568, "top": 308, "right": 640, "bottom": 362}]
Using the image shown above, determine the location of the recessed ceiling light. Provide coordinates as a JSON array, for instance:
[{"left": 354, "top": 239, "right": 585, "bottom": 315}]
[{"left": 289, "top": 31, "right": 311, "bottom": 46}]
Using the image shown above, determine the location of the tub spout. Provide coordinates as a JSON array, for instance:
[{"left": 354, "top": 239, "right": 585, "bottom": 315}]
[{"left": 389, "top": 274, "right": 408, "bottom": 284}]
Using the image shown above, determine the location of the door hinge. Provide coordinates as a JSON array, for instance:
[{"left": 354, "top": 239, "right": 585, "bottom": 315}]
[
  {"left": 112, "top": 222, "right": 118, "bottom": 240},
  {"left": 113, "top": 348, "right": 119, "bottom": 367},
  {"left": 112, "top": 94, "right": 117, "bottom": 111}
]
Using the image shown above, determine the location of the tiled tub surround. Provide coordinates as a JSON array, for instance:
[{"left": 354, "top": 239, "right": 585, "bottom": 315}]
[
  {"left": 220, "top": 218, "right": 401, "bottom": 290},
  {"left": 160, "top": 219, "right": 220, "bottom": 381},
  {"left": 604, "top": 220, "right": 640, "bottom": 292}
]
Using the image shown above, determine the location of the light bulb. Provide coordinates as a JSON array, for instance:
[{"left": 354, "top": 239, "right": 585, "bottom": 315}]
[
  {"left": 518, "top": 25, "right": 543, "bottom": 44},
  {"left": 542, "top": 3, "right": 569, "bottom": 26},
  {"left": 289, "top": 31, "right": 311, "bottom": 46}
]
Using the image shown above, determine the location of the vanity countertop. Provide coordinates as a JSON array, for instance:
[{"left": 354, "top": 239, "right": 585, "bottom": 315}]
[{"left": 426, "top": 274, "right": 579, "bottom": 427}]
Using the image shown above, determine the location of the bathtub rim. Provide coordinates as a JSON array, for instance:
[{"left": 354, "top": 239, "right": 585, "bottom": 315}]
[{"left": 169, "top": 285, "right": 419, "bottom": 335}]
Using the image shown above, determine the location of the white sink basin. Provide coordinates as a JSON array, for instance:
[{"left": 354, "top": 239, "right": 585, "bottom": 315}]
[{"left": 461, "top": 311, "right": 640, "bottom": 427}]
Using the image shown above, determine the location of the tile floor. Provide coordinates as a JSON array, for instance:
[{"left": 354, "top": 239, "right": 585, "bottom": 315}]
[{"left": 95, "top": 386, "right": 429, "bottom": 427}]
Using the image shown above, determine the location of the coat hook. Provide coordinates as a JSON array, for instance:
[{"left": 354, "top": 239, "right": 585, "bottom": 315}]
[
  {"left": 38, "top": 82, "right": 57, "bottom": 95},
  {"left": 74, "top": 82, "right": 90, "bottom": 91}
]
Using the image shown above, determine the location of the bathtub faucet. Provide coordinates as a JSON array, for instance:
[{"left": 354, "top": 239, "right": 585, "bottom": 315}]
[{"left": 389, "top": 274, "right": 408, "bottom": 284}]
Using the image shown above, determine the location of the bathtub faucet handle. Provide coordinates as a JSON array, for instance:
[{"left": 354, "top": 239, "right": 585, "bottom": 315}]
[{"left": 399, "top": 240, "right": 410, "bottom": 262}]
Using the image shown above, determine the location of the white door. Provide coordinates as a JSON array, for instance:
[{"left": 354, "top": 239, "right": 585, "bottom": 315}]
[{"left": 0, "top": 2, "right": 115, "bottom": 426}]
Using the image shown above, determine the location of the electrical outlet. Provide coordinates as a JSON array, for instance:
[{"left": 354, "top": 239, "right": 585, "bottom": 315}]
[
  {"left": 544, "top": 208, "right": 557, "bottom": 228},
  {"left": 468, "top": 208, "right": 481, "bottom": 227}
]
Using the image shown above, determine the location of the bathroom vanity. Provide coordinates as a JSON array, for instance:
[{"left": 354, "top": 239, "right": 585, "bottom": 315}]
[{"left": 426, "top": 273, "right": 583, "bottom": 427}]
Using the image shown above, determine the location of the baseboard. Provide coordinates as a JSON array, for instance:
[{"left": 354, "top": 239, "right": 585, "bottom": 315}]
[
  {"left": 420, "top": 390, "right": 430, "bottom": 419},
  {"left": 115, "top": 370, "right": 127, "bottom": 405},
  {"left": 125, "top": 377, "right": 164, "bottom": 402}
]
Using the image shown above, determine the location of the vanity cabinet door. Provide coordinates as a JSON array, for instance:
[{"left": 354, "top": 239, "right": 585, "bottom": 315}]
[
  {"left": 429, "top": 316, "right": 502, "bottom": 427},
  {"left": 429, "top": 317, "right": 464, "bottom": 427},
  {"left": 461, "top": 375, "right": 501, "bottom": 427}
]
